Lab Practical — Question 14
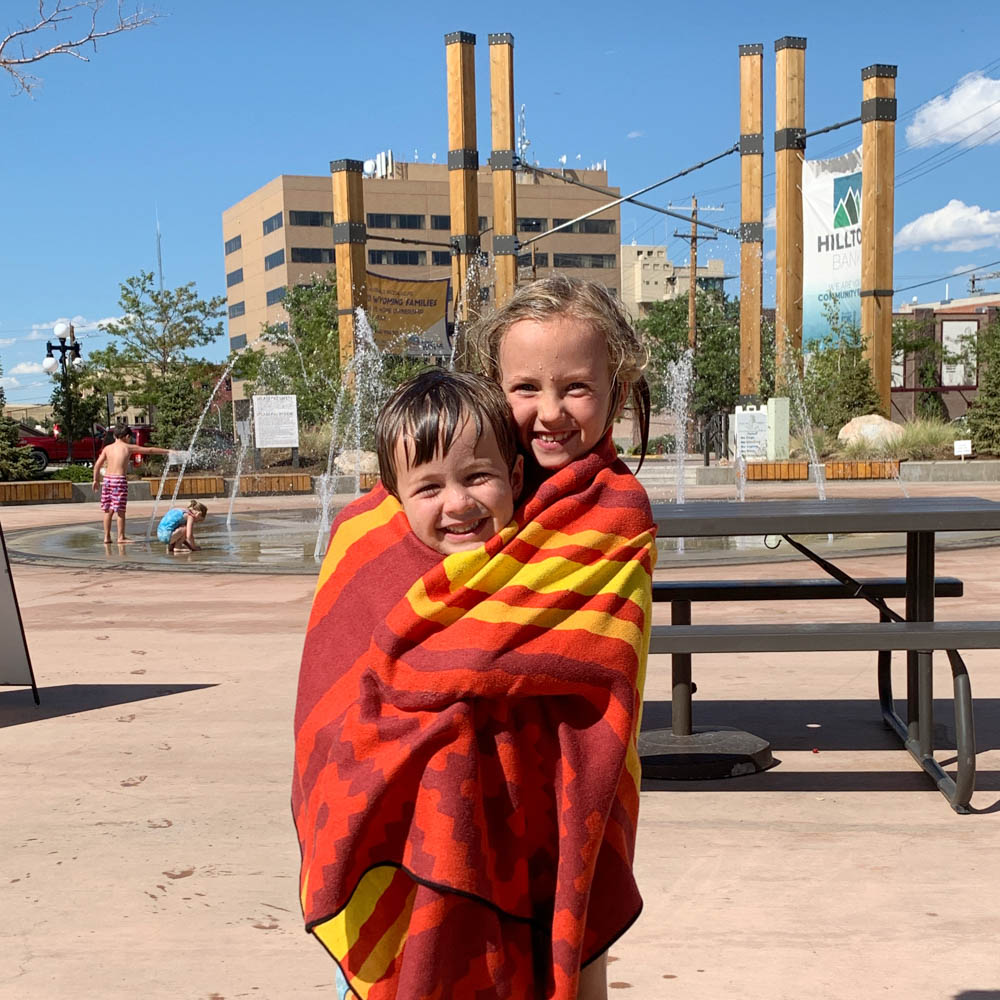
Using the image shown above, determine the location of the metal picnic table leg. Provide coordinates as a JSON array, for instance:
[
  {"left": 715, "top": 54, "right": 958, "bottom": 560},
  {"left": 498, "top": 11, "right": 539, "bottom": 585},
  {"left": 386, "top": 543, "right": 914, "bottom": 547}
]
[{"left": 671, "top": 599, "right": 693, "bottom": 737}]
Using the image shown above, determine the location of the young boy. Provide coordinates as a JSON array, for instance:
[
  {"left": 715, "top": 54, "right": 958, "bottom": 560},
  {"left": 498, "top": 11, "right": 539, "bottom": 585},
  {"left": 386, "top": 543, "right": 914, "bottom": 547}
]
[
  {"left": 91, "top": 426, "right": 173, "bottom": 544},
  {"left": 375, "top": 369, "right": 524, "bottom": 555}
]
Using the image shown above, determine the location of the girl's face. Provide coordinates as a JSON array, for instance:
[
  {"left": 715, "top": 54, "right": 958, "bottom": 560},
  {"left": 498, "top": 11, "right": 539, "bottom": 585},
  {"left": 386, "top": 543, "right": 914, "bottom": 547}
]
[{"left": 498, "top": 314, "right": 616, "bottom": 472}]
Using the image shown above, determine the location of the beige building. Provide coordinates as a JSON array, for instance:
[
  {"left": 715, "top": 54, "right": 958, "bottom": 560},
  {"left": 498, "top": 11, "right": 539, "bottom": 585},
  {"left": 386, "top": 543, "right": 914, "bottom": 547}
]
[
  {"left": 620, "top": 243, "right": 732, "bottom": 321},
  {"left": 221, "top": 162, "right": 621, "bottom": 358}
]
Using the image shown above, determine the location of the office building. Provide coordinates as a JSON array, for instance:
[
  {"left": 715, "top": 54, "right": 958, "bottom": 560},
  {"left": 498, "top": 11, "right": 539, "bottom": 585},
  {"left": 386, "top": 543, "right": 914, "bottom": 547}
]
[{"left": 620, "top": 244, "right": 732, "bottom": 321}]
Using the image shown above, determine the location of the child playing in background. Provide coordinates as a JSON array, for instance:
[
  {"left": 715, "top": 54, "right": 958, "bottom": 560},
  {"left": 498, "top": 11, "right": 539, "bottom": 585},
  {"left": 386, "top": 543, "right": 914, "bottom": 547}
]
[
  {"left": 295, "top": 278, "right": 655, "bottom": 1000},
  {"left": 91, "top": 425, "right": 173, "bottom": 544},
  {"left": 156, "top": 500, "right": 208, "bottom": 553}
]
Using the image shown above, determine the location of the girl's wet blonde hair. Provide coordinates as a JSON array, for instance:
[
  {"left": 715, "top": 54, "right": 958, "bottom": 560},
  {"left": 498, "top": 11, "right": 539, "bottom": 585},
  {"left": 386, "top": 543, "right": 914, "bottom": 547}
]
[
  {"left": 187, "top": 500, "right": 208, "bottom": 517},
  {"left": 470, "top": 275, "right": 651, "bottom": 466}
]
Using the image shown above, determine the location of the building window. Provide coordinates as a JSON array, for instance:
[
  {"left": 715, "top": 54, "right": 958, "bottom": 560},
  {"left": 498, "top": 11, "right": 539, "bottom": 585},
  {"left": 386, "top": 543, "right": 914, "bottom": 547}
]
[
  {"left": 517, "top": 217, "right": 547, "bottom": 232},
  {"left": 262, "top": 211, "right": 283, "bottom": 235},
  {"left": 228, "top": 301, "right": 245, "bottom": 319},
  {"left": 289, "top": 210, "right": 333, "bottom": 227},
  {"left": 274, "top": 322, "right": 288, "bottom": 333},
  {"left": 264, "top": 249, "right": 285, "bottom": 271},
  {"left": 291, "top": 247, "right": 335, "bottom": 264},
  {"left": 366, "top": 213, "right": 425, "bottom": 230},
  {"left": 368, "top": 250, "right": 426, "bottom": 266},
  {"left": 552, "top": 218, "right": 616, "bottom": 235},
  {"left": 516, "top": 252, "right": 549, "bottom": 268},
  {"left": 266, "top": 287, "right": 286, "bottom": 306},
  {"left": 226, "top": 267, "right": 243, "bottom": 287},
  {"left": 229, "top": 334, "right": 247, "bottom": 351},
  {"left": 553, "top": 253, "right": 617, "bottom": 269},
  {"left": 224, "top": 234, "right": 242, "bottom": 255},
  {"left": 431, "top": 251, "right": 451, "bottom": 267},
  {"left": 430, "top": 214, "right": 450, "bottom": 230}
]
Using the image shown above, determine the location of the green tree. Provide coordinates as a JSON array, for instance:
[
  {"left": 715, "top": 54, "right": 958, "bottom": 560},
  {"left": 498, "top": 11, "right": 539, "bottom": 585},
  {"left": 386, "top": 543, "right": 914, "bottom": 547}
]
[
  {"left": 801, "top": 296, "right": 882, "bottom": 431},
  {"left": 892, "top": 315, "right": 949, "bottom": 421},
  {"left": 89, "top": 272, "right": 227, "bottom": 447},
  {"left": 639, "top": 289, "right": 775, "bottom": 418},
  {"left": 966, "top": 318, "right": 1000, "bottom": 455},
  {"left": 0, "top": 361, "right": 36, "bottom": 481},
  {"left": 49, "top": 364, "right": 104, "bottom": 451}
]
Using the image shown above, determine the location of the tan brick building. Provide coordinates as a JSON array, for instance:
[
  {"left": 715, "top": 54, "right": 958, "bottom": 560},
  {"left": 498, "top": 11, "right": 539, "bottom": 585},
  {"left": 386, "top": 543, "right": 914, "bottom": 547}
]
[
  {"left": 221, "top": 162, "right": 621, "bottom": 358},
  {"left": 620, "top": 243, "right": 732, "bottom": 321}
]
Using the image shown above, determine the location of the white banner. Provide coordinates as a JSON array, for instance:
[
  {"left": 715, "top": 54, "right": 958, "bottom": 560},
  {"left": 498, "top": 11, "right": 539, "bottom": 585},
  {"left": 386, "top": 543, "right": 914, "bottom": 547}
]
[
  {"left": 802, "top": 148, "right": 863, "bottom": 345},
  {"left": 0, "top": 522, "right": 37, "bottom": 697},
  {"left": 252, "top": 395, "right": 300, "bottom": 449},
  {"left": 941, "top": 319, "right": 978, "bottom": 387}
]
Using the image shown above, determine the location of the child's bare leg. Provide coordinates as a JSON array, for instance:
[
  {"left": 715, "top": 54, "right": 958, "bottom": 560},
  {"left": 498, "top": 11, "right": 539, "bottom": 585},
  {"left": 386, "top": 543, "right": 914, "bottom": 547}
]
[
  {"left": 167, "top": 525, "right": 186, "bottom": 553},
  {"left": 578, "top": 952, "right": 608, "bottom": 1000},
  {"left": 116, "top": 512, "right": 132, "bottom": 543},
  {"left": 102, "top": 511, "right": 113, "bottom": 544}
]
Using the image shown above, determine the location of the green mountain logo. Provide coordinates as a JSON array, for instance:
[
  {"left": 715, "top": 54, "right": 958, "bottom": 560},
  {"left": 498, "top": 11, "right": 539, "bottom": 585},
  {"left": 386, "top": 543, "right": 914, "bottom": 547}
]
[{"left": 833, "top": 172, "right": 862, "bottom": 229}]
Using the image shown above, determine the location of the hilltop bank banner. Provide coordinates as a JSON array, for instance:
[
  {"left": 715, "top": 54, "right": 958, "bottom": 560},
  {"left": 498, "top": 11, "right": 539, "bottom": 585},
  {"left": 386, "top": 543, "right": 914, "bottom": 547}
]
[
  {"left": 366, "top": 272, "right": 450, "bottom": 355},
  {"left": 802, "top": 147, "right": 862, "bottom": 344}
]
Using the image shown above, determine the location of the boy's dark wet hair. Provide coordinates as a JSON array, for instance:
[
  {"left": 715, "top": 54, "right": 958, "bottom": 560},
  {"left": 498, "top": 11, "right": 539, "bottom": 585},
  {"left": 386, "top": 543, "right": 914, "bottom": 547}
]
[
  {"left": 113, "top": 425, "right": 133, "bottom": 440},
  {"left": 376, "top": 369, "right": 519, "bottom": 499}
]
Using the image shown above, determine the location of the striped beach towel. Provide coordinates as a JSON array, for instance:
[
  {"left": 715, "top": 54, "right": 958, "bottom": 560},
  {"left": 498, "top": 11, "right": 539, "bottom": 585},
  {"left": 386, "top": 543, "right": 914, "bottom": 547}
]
[{"left": 292, "top": 436, "right": 656, "bottom": 999}]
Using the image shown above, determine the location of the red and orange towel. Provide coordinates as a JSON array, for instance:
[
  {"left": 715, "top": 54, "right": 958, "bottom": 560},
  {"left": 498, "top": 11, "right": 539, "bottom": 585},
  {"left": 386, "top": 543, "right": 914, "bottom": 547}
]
[{"left": 293, "top": 436, "right": 656, "bottom": 999}]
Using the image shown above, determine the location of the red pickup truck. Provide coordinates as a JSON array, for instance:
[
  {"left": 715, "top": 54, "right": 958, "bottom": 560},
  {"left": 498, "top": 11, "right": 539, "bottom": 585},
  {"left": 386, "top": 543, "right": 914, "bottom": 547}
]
[{"left": 17, "top": 425, "right": 154, "bottom": 474}]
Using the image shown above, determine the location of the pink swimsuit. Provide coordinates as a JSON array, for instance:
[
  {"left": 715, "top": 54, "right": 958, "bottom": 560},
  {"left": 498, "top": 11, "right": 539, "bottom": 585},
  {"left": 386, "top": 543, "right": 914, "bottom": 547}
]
[{"left": 99, "top": 475, "right": 129, "bottom": 514}]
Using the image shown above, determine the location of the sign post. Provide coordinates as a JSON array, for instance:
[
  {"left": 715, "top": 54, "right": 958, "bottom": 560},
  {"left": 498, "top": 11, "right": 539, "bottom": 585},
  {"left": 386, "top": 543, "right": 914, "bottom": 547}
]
[{"left": 0, "top": 522, "right": 39, "bottom": 704}]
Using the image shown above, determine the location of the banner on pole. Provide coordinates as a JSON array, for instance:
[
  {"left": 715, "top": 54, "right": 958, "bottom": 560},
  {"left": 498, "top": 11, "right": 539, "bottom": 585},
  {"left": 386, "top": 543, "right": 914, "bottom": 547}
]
[
  {"left": 0, "top": 522, "right": 39, "bottom": 702},
  {"left": 802, "top": 147, "right": 863, "bottom": 345},
  {"left": 365, "top": 272, "right": 450, "bottom": 356}
]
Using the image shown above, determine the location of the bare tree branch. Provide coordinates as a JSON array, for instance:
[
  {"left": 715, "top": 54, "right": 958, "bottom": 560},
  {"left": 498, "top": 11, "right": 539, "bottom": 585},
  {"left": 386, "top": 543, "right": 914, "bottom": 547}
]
[{"left": 1, "top": 0, "right": 160, "bottom": 95}]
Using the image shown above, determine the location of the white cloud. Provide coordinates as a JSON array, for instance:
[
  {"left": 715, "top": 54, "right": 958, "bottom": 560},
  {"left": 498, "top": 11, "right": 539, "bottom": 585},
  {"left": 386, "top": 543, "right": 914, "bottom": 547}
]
[
  {"left": 9, "top": 361, "right": 44, "bottom": 376},
  {"left": 626, "top": 130, "right": 644, "bottom": 140},
  {"left": 29, "top": 315, "right": 120, "bottom": 339},
  {"left": 0, "top": 376, "right": 21, "bottom": 389},
  {"left": 895, "top": 199, "right": 1000, "bottom": 252},
  {"left": 0, "top": 337, "right": 14, "bottom": 348},
  {"left": 764, "top": 205, "right": 776, "bottom": 230},
  {"left": 906, "top": 72, "right": 1000, "bottom": 148},
  {"left": 765, "top": 249, "right": 777, "bottom": 262}
]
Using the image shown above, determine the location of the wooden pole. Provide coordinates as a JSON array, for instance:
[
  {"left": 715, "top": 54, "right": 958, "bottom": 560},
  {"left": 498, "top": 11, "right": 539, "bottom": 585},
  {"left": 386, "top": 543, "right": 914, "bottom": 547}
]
[
  {"left": 489, "top": 32, "right": 518, "bottom": 307},
  {"left": 774, "top": 36, "right": 806, "bottom": 384},
  {"left": 445, "top": 30, "right": 480, "bottom": 364},
  {"left": 860, "top": 64, "right": 897, "bottom": 415},
  {"left": 688, "top": 196, "right": 698, "bottom": 349},
  {"left": 739, "top": 42, "right": 763, "bottom": 396},
  {"left": 330, "top": 159, "right": 367, "bottom": 368}
]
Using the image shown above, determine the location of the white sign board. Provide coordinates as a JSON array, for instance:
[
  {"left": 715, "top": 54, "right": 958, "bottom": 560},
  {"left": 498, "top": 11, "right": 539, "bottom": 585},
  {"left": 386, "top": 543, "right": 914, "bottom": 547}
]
[
  {"left": 802, "top": 147, "right": 863, "bottom": 345},
  {"left": 0, "top": 522, "right": 38, "bottom": 699},
  {"left": 941, "top": 320, "right": 977, "bottom": 387},
  {"left": 954, "top": 439, "right": 972, "bottom": 458},
  {"left": 734, "top": 405, "right": 769, "bottom": 459},
  {"left": 252, "top": 395, "right": 300, "bottom": 449}
]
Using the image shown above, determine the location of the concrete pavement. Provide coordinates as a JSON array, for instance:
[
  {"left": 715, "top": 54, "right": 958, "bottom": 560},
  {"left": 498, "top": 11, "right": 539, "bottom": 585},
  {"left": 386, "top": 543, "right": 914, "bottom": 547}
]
[{"left": 2, "top": 487, "right": 1000, "bottom": 998}]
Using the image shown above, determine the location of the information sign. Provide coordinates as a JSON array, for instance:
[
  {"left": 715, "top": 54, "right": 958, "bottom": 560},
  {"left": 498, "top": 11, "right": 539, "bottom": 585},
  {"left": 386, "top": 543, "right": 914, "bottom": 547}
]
[{"left": 252, "top": 395, "right": 299, "bottom": 449}]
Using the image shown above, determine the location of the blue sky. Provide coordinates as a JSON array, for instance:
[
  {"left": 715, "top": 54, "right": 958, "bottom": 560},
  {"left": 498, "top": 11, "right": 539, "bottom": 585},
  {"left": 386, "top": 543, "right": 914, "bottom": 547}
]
[{"left": 3, "top": 0, "right": 1000, "bottom": 404}]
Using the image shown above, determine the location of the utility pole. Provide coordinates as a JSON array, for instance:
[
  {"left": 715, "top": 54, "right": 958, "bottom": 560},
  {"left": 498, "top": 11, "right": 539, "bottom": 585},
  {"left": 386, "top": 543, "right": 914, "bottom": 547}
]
[
  {"left": 672, "top": 196, "right": 720, "bottom": 349},
  {"left": 738, "top": 42, "right": 764, "bottom": 395}
]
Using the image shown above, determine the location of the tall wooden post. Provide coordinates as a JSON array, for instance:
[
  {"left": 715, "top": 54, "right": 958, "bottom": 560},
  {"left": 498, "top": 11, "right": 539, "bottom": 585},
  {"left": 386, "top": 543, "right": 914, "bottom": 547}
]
[
  {"left": 489, "top": 32, "right": 518, "bottom": 307},
  {"left": 739, "top": 42, "right": 764, "bottom": 396},
  {"left": 688, "top": 196, "right": 698, "bottom": 349},
  {"left": 774, "top": 36, "right": 806, "bottom": 383},
  {"left": 330, "top": 159, "right": 367, "bottom": 368},
  {"left": 860, "top": 64, "right": 897, "bottom": 415},
  {"left": 446, "top": 30, "right": 480, "bottom": 362}
]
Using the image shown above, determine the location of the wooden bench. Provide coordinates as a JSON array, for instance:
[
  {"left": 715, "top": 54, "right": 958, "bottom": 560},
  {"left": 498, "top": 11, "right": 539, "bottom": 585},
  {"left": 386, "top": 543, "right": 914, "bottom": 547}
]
[{"left": 642, "top": 577, "right": 992, "bottom": 811}]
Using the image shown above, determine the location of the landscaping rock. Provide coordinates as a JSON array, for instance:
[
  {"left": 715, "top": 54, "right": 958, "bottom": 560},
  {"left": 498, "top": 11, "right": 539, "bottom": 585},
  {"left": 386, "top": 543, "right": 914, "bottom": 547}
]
[
  {"left": 837, "top": 414, "right": 903, "bottom": 445},
  {"left": 333, "top": 449, "right": 379, "bottom": 475}
]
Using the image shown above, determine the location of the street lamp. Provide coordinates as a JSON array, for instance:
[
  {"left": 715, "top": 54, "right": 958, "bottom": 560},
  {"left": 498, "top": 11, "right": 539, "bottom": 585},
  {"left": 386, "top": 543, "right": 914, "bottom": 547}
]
[{"left": 43, "top": 321, "right": 85, "bottom": 463}]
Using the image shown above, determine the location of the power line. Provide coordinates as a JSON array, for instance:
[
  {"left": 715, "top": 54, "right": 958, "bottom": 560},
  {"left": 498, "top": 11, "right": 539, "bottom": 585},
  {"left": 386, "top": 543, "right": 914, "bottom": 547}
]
[{"left": 894, "top": 257, "right": 1000, "bottom": 295}]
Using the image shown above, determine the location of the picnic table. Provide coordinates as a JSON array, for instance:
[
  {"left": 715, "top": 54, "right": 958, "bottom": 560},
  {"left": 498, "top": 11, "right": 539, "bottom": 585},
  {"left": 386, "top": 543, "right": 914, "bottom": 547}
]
[{"left": 641, "top": 496, "right": 1000, "bottom": 813}]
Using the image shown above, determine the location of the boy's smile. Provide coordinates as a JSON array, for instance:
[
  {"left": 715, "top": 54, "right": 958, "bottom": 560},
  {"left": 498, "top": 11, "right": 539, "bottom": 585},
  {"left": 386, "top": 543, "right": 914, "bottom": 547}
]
[{"left": 394, "top": 417, "right": 523, "bottom": 556}]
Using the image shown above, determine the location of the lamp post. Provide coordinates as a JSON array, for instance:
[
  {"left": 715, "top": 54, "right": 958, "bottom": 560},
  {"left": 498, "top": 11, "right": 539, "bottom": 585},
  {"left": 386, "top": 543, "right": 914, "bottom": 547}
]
[{"left": 42, "top": 321, "right": 84, "bottom": 463}]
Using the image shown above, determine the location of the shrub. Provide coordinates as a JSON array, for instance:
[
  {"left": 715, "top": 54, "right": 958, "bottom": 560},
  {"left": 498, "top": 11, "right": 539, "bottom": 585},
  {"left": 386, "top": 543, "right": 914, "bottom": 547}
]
[{"left": 49, "top": 464, "right": 96, "bottom": 483}]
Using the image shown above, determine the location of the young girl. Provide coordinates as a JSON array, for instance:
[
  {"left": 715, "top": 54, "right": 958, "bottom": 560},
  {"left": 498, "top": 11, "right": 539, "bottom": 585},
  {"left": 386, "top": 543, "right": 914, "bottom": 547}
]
[
  {"left": 294, "top": 277, "right": 654, "bottom": 1000},
  {"left": 472, "top": 275, "right": 653, "bottom": 998},
  {"left": 156, "top": 500, "right": 207, "bottom": 553}
]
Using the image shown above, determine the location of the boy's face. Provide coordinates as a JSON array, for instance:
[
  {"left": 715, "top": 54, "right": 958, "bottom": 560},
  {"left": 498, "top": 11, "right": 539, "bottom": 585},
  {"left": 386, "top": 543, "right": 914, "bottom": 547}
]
[{"left": 394, "top": 417, "right": 523, "bottom": 556}]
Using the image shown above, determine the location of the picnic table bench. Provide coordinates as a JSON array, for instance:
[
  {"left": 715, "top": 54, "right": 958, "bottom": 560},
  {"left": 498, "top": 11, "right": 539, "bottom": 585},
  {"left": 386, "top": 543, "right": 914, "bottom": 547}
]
[{"left": 640, "top": 497, "right": 1000, "bottom": 813}]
